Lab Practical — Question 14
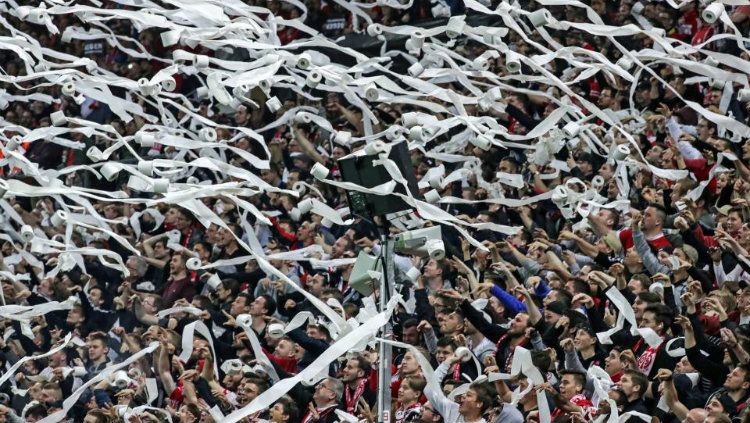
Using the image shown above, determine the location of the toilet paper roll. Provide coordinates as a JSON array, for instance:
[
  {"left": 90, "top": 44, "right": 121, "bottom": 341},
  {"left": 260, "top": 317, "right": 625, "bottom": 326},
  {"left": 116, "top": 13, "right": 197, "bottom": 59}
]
[
  {"left": 195, "top": 86, "right": 209, "bottom": 99},
  {"left": 311, "top": 163, "right": 329, "bottom": 179},
  {"left": 0, "top": 179, "right": 8, "bottom": 198},
  {"left": 266, "top": 96, "right": 282, "bottom": 113},
  {"left": 50, "top": 210, "right": 68, "bottom": 227},
  {"left": 402, "top": 112, "right": 421, "bottom": 128},
  {"left": 160, "top": 29, "right": 181, "bottom": 47},
  {"left": 7, "top": 136, "right": 20, "bottom": 150},
  {"left": 267, "top": 323, "right": 286, "bottom": 339},
  {"left": 405, "top": 267, "right": 421, "bottom": 282},
  {"left": 551, "top": 186, "right": 568, "bottom": 203},
  {"left": 289, "top": 208, "right": 301, "bottom": 222},
  {"left": 506, "top": 50, "right": 521, "bottom": 73},
  {"left": 702, "top": 2, "right": 723, "bottom": 24},
  {"left": 206, "top": 274, "right": 221, "bottom": 290},
  {"left": 576, "top": 203, "right": 591, "bottom": 218},
  {"left": 186, "top": 257, "right": 201, "bottom": 270},
  {"left": 385, "top": 126, "right": 405, "bottom": 141},
  {"left": 296, "top": 53, "right": 311, "bottom": 69},
  {"left": 425, "top": 239, "right": 445, "bottom": 260},
  {"left": 333, "top": 131, "right": 352, "bottom": 145},
  {"left": 738, "top": 89, "right": 750, "bottom": 102},
  {"left": 616, "top": 56, "right": 634, "bottom": 71},
  {"left": 631, "top": 2, "right": 644, "bottom": 15},
  {"left": 293, "top": 182, "right": 307, "bottom": 195},
  {"left": 295, "top": 112, "right": 312, "bottom": 124},
  {"left": 236, "top": 314, "right": 252, "bottom": 327},
  {"left": 135, "top": 132, "right": 155, "bottom": 148},
  {"left": 50, "top": 111, "right": 66, "bottom": 126},
  {"left": 406, "top": 31, "right": 424, "bottom": 52},
  {"left": 445, "top": 15, "right": 465, "bottom": 39},
  {"left": 258, "top": 79, "right": 272, "bottom": 94},
  {"left": 152, "top": 178, "right": 169, "bottom": 193},
  {"left": 137, "top": 161, "right": 154, "bottom": 177},
  {"left": 364, "top": 141, "right": 385, "bottom": 155},
  {"left": 306, "top": 71, "right": 322, "bottom": 88},
  {"left": 409, "top": 125, "right": 425, "bottom": 142},
  {"left": 487, "top": 87, "right": 502, "bottom": 101},
  {"left": 405, "top": 38, "right": 421, "bottom": 53},
  {"left": 472, "top": 57, "right": 489, "bottom": 71},
  {"left": 592, "top": 175, "right": 605, "bottom": 190},
  {"left": 710, "top": 79, "right": 725, "bottom": 90},
  {"left": 161, "top": 78, "right": 176, "bottom": 92},
  {"left": 193, "top": 54, "right": 210, "bottom": 69},
  {"left": 138, "top": 78, "right": 154, "bottom": 96},
  {"left": 455, "top": 346, "right": 472, "bottom": 362},
  {"left": 87, "top": 146, "right": 104, "bottom": 162},
  {"left": 298, "top": 198, "right": 314, "bottom": 214},
  {"left": 364, "top": 83, "right": 379, "bottom": 102},
  {"left": 428, "top": 174, "right": 443, "bottom": 190},
  {"left": 200, "top": 127, "right": 217, "bottom": 142},
  {"left": 528, "top": 9, "right": 551, "bottom": 27},
  {"left": 62, "top": 82, "right": 75, "bottom": 96},
  {"left": 366, "top": 23, "right": 383, "bottom": 37},
  {"left": 424, "top": 189, "right": 441, "bottom": 204},
  {"left": 408, "top": 62, "right": 424, "bottom": 77},
  {"left": 563, "top": 121, "right": 581, "bottom": 137},
  {"left": 100, "top": 162, "right": 120, "bottom": 181},
  {"left": 470, "top": 134, "right": 492, "bottom": 150},
  {"left": 186, "top": 176, "right": 199, "bottom": 184},
  {"left": 613, "top": 144, "right": 631, "bottom": 161},
  {"left": 704, "top": 56, "right": 720, "bottom": 67},
  {"left": 21, "top": 225, "right": 34, "bottom": 242}
]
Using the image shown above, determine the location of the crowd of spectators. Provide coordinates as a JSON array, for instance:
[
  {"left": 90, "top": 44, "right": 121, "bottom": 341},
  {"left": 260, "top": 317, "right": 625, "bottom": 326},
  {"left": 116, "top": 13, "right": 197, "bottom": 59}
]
[{"left": 2, "top": 1, "right": 750, "bottom": 423}]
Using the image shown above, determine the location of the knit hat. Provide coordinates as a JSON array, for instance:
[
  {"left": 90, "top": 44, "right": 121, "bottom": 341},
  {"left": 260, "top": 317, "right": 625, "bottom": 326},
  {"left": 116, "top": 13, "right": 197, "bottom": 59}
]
[{"left": 546, "top": 301, "right": 567, "bottom": 316}]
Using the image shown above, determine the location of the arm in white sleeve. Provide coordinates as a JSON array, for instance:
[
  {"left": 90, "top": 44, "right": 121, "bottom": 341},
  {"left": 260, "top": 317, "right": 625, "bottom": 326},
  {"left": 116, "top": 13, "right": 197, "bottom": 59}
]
[
  {"left": 677, "top": 140, "right": 704, "bottom": 161},
  {"left": 424, "top": 362, "right": 460, "bottom": 423}
]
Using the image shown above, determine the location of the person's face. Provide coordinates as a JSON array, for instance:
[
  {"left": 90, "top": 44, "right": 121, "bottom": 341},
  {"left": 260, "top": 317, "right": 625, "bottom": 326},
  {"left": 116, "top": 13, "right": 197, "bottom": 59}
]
[
  {"left": 705, "top": 397, "right": 725, "bottom": 414},
  {"left": 574, "top": 329, "right": 596, "bottom": 351},
  {"left": 169, "top": 255, "right": 185, "bottom": 274},
  {"left": 296, "top": 221, "right": 314, "bottom": 241},
  {"left": 435, "top": 346, "right": 454, "bottom": 364},
  {"left": 598, "top": 89, "right": 613, "bottom": 108},
  {"left": 269, "top": 403, "right": 288, "bottom": 423},
  {"left": 559, "top": 374, "right": 582, "bottom": 400},
  {"left": 420, "top": 402, "right": 439, "bottom": 422},
  {"left": 89, "top": 288, "right": 104, "bottom": 306},
  {"left": 401, "top": 352, "right": 420, "bottom": 375},
  {"left": 177, "top": 405, "right": 196, "bottom": 423},
  {"left": 439, "top": 312, "right": 463, "bottom": 335},
  {"left": 249, "top": 296, "right": 267, "bottom": 316},
  {"left": 544, "top": 310, "right": 561, "bottom": 326},
  {"left": 727, "top": 211, "right": 743, "bottom": 233},
  {"left": 341, "top": 359, "right": 364, "bottom": 383},
  {"left": 153, "top": 241, "right": 168, "bottom": 259},
  {"left": 458, "top": 388, "right": 482, "bottom": 416},
  {"left": 675, "top": 356, "right": 695, "bottom": 374},
  {"left": 643, "top": 206, "right": 660, "bottom": 230},
  {"left": 216, "top": 283, "right": 231, "bottom": 301},
  {"left": 724, "top": 366, "right": 749, "bottom": 391},
  {"left": 397, "top": 383, "right": 419, "bottom": 404},
  {"left": 331, "top": 237, "right": 348, "bottom": 258},
  {"left": 604, "top": 350, "right": 622, "bottom": 375},
  {"left": 696, "top": 120, "right": 713, "bottom": 141},
  {"left": 618, "top": 374, "right": 638, "bottom": 398},
  {"left": 194, "top": 243, "right": 208, "bottom": 260},
  {"left": 639, "top": 311, "right": 661, "bottom": 332},
  {"left": 742, "top": 140, "right": 750, "bottom": 160},
  {"left": 402, "top": 326, "right": 419, "bottom": 345},
  {"left": 313, "top": 380, "right": 336, "bottom": 405},
  {"left": 83, "top": 415, "right": 100, "bottom": 423},
  {"left": 231, "top": 296, "right": 250, "bottom": 316},
  {"left": 332, "top": 147, "right": 347, "bottom": 161},
  {"left": 424, "top": 259, "right": 442, "bottom": 279},
  {"left": 87, "top": 340, "right": 106, "bottom": 361},
  {"left": 238, "top": 382, "right": 260, "bottom": 405},
  {"left": 142, "top": 296, "right": 158, "bottom": 314},
  {"left": 175, "top": 212, "right": 191, "bottom": 231},
  {"left": 628, "top": 278, "right": 645, "bottom": 294},
  {"left": 509, "top": 313, "right": 529, "bottom": 335}
]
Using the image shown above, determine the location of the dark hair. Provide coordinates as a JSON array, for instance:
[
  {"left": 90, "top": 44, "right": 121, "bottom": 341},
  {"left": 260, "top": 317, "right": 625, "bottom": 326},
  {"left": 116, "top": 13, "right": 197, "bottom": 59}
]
[
  {"left": 258, "top": 294, "right": 277, "bottom": 316},
  {"left": 276, "top": 396, "right": 299, "bottom": 423},
  {"left": 470, "top": 382, "right": 494, "bottom": 413},
  {"left": 220, "top": 278, "right": 241, "bottom": 296},
  {"left": 636, "top": 291, "right": 661, "bottom": 305},
  {"left": 560, "top": 369, "right": 586, "bottom": 389},
  {"left": 623, "top": 369, "right": 648, "bottom": 398},
  {"left": 436, "top": 337, "right": 458, "bottom": 350},
  {"left": 347, "top": 353, "right": 372, "bottom": 376},
  {"left": 644, "top": 304, "right": 673, "bottom": 332}
]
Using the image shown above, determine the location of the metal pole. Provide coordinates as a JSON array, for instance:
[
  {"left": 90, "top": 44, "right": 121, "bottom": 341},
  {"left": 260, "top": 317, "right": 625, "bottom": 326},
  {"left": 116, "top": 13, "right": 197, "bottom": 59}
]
[{"left": 377, "top": 236, "right": 394, "bottom": 423}]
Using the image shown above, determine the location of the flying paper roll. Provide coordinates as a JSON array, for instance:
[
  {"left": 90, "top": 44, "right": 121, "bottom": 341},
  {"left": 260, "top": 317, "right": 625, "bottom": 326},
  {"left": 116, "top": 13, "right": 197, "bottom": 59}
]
[
  {"left": 295, "top": 112, "right": 313, "bottom": 124},
  {"left": 206, "top": 274, "right": 221, "bottom": 290},
  {"left": 405, "top": 267, "right": 421, "bottom": 282},
  {"left": 296, "top": 53, "right": 311, "bottom": 69},
  {"left": 50, "top": 210, "right": 68, "bottom": 227},
  {"left": 616, "top": 56, "right": 634, "bottom": 71},
  {"left": 21, "top": 225, "right": 34, "bottom": 242},
  {"left": 236, "top": 314, "right": 252, "bottom": 327},
  {"left": 702, "top": 2, "right": 723, "bottom": 24},
  {"left": 405, "top": 38, "right": 421, "bottom": 54},
  {"left": 62, "top": 82, "right": 75, "bottom": 96},
  {"left": 366, "top": 24, "right": 383, "bottom": 37},
  {"left": 186, "top": 257, "right": 201, "bottom": 270},
  {"left": 50, "top": 111, "right": 66, "bottom": 126},
  {"left": 455, "top": 346, "right": 472, "bottom": 362},
  {"left": 613, "top": 144, "right": 631, "bottom": 161},
  {"left": 161, "top": 78, "right": 176, "bottom": 92},
  {"left": 409, "top": 125, "right": 425, "bottom": 142},
  {"left": 200, "top": 127, "right": 217, "bottom": 142},
  {"left": 152, "top": 178, "right": 169, "bottom": 193},
  {"left": 631, "top": 2, "right": 644, "bottom": 15},
  {"left": 551, "top": 186, "right": 568, "bottom": 204},
  {"left": 506, "top": 50, "right": 521, "bottom": 73},
  {"left": 186, "top": 176, "right": 199, "bottom": 184},
  {"left": 306, "top": 71, "right": 322, "bottom": 88},
  {"left": 408, "top": 62, "right": 424, "bottom": 77},
  {"left": 364, "top": 83, "right": 379, "bottom": 101},
  {"left": 592, "top": 175, "right": 605, "bottom": 190},
  {"left": 298, "top": 198, "right": 314, "bottom": 214},
  {"left": 87, "top": 146, "right": 104, "bottom": 162},
  {"left": 135, "top": 132, "right": 155, "bottom": 148},
  {"left": 193, "top": 54, "right": 210, "bottom": 69},
  {"left": 563, "top": 121, "right": 581, "bottom": 137},
  {"left": 160, "top": 29, "right": 181, "bottom": 47},
  {"left": 738, "top": 89, "right": 750, "bottom": 102},
  {"left": 266, "top": 96, "right": 282, "bottom": 113},
  {"left": 425, "top": 239, "right": 445, "bottom": 260},
  {"left": 385, "top": 126, "right": 405, "bottom": 141},
  {"left": 406, "top": 31, "right": 424, "bottom": 52},
  {"left": 470, "top": 134, "right": 492, "bottom": 150},
  {"left": 267, "top": 323, "right": 286, "bottom": 339},
  {"left": 473, "top": 57, "right": 489, "bottom": 71},
  {"left": 138, "top": 78, "right": 154, "bottom": 96},
  {"left": 528, "top": 8, "right": 551, "bottom": 27},
  {"left": 311, "top": 163, "right": 329, "bottom": 179},
  {"left": 111, "top": 371, "right": 131, "bottom": 389},
  {"left": 445, "top": 15, "right": 465, "bottom": 38},
  {"left": 137, "top": 161, "right": 154, "bottom": 177},
  {"left": 364, "top": 141, "right": 385, "bottom": 155},
  {"left": 424, "top": 189, "right": 441, "bottom": 204},
  {"left": 333, "top": 131, "right": 352, "bottom": 145},
  {"left": 710, "top": 79, "right": 724, "bottom": 90},
  {"left": 100, "top": 162, "right": 120, "bottom": 182},
  {"left": 258, "top": 79, "right": 272, "bottom": 94}
]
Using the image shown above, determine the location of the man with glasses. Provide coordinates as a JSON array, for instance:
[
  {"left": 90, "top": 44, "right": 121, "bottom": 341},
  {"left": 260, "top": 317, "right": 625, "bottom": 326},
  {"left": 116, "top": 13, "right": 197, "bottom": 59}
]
[{"left": 300, "top": 377, "right": 343, "bottom": 423}]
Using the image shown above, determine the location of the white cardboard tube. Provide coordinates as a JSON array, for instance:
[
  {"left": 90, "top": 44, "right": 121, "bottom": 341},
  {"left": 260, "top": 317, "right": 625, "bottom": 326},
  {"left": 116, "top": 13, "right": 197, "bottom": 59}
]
[
  {"left": 100, "top": 162, "right": 120, "bottom": 181},
  {"left": 333, "top": 131, "right": 352, "bottom": 145},
  {"left": 160, "top": 29, "right": 181, "bottom": 47},
  {"left": 592, "top": 175, "right": 605, "bottom": 190},
  {"left": 528, "top": 9, "right": 551, "bottom": 27},
  {"left": 50, "top": 210, "right": 68, "bottom": 227},
  {"left": 470, "top": 134, "right": 492, "bottom": 150},
  {"left": 200, "top": 127, "right": 217, "bottom": 142},
  {"left": 563, "top": 121, "right": 581, "bottom": 137},
  {"left": 21, "top": 225, "right": 34, "bottom": 242},
  {"left": 366, "top": 24, "right": 383, "bottom": 37},
  {"left": 207, "top": 274, "right": 221, "bottom": 290},
  {"left": 613, "top": 144, "right": 631, "bottom": 161},
  {"left": 506, "top": 50, "right": 521, "bottom": 73},
  {"left": 137, "top": 161, "right": 154, "bottom": 177},
  {"left": 296, "top": 53, "right": 311, "bottom": 69},
  {"left": 445, "top": 15, "right": 465, "bottom": 39},
  {"left": 424, "top": 189, "right": 441, "bottom": 204},
  {"left": 161, "top": 78, "right": 176, "bottom": 92},
  {"left": 266, "top": 96, "right": 282, "bottom": 113},
  {"left": 267, "top": 323, "right": 286, "bottom": 339},
  {"left": 50, "top": 111, "right": 66, "bottom": 126},
  {"left": 186, "top": 257, "right": 201, "bottom": 270},
  {"left": 62, "top": 82, "right": 75, "bottom": 96},
  {"left": 405, "top": 267, "right": 421, "bottom": 282},
  {"left": 364, "top": 83, "right": 379, "bottom": 101},
  {"left": 738, "top": 89, "right": 750, "bottom": 102},
  {"left": 295, "top": 112, "right": 312, "bottom": 124},
  {"left": 617, "top": 56, "right": 634, "bottom": 71},
  {"left": 193, "top": 54, "right": 209, "bottom": 69},
  {"left": 152, "top": 178, "right": 169, "bottom": 193},
  {"left": 306, "top": 71, "right": 322, "bottom": 88},
  {"left": 455, "top": 346, "right": 472, "bottom": 362},
  {"left": 408, "top": 62, "right": 424, "bottom": 77},
  {"left": 298, "top": 198, "right": 314, "bottom": 214},
  {"left": 135, "top": 132, "right": 155, "bottom": 148}
]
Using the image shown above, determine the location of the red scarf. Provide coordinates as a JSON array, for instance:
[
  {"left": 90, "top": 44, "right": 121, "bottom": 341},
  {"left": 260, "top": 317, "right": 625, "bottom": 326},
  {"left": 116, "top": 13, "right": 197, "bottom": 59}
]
[{"left": 345, "top": 379, "right": 367, "bottom": 414}]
